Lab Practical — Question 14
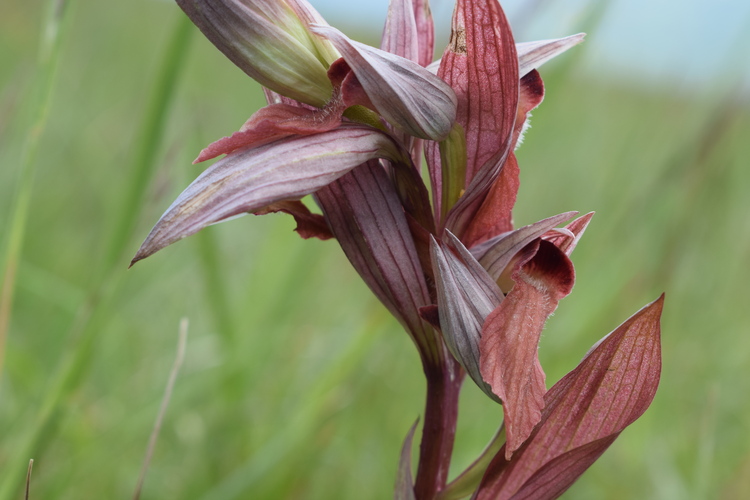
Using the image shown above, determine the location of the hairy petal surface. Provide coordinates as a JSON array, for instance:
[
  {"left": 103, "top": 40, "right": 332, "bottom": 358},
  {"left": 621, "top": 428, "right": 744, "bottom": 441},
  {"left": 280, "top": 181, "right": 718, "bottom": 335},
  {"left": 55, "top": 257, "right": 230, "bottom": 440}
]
[
  {"left": 512, "top": 70, "right": 545, "bottom": 148},
  {"left": 132, "top": 125, "right": 405, "bottom": 264},
  {"left": 476, "top": 296, "right": 663, "bottom": 499},
  {"left": 315, "top": 161, "right": 439, "bottom": 364},
  {"left": 430, "top": 231, "right": 503, "bottom": 399},
  {"left": 311, "top": 24, "right": 457, "bottom": 141},
  {"left": 480, "top": 240, "right": 575, "bottom": 459}
]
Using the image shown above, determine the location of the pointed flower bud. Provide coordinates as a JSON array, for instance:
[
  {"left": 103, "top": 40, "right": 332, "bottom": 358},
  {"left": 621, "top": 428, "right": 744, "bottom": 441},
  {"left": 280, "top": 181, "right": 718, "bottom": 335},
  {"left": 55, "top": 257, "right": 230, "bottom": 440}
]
[{"left": 176, "top": 0, "right": 340, "bottom": 107}]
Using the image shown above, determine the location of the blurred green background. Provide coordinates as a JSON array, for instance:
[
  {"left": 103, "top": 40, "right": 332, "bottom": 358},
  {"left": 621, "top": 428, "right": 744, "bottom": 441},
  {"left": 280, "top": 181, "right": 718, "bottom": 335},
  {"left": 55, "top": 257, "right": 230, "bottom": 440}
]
[{"left": 1, "top": 0, "right": 748, "bottom": 498}]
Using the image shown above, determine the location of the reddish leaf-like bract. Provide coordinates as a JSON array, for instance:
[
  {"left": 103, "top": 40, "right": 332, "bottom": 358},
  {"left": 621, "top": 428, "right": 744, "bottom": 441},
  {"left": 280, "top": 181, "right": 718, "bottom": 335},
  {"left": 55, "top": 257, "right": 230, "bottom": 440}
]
[
  {"left": 475, "top": 296, "right": 664, "bottom": 499},
  {"left": 315, "top": 161, "right": 439, "bottom": 363},
  {"left": 436, "top": 0, "right": 519, "bottom": 181},
  {"left": 460, "top": 153, "right": 519, "bottom": 247},
  {"left": 460, "top": 70, "right": 546, "bottom": 246},
  {"left": 435, "top": 0, "right": 520, "bottom": 236},
  {"left": 480, "top": 240, "right": 575, "bottom": 459},
  {"left": 194, "top": 100, "right": 346, "bottom": 163},
  {"left": 131, "top": 125, "right": 406, "bottom": 265}
]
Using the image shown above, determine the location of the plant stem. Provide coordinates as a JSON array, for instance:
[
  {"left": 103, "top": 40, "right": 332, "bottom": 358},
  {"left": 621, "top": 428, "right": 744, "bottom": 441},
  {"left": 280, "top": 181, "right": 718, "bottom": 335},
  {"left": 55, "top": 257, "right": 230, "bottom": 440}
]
[{"left": 414, "top": 353, "right": 463, "bottom": 500}]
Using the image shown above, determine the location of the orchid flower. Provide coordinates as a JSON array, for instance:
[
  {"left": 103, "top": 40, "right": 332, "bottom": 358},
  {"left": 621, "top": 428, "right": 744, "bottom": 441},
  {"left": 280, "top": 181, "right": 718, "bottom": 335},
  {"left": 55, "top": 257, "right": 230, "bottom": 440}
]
[{"left": 132, "top": 0, "right": 663, "bottom": 498}]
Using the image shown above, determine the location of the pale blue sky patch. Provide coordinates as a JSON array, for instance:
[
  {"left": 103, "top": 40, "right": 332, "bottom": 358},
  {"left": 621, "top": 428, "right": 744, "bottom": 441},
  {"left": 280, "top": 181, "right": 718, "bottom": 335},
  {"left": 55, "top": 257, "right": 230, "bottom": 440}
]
[{"left": 312, "top": 0, "right": 750, "bottom": 94}]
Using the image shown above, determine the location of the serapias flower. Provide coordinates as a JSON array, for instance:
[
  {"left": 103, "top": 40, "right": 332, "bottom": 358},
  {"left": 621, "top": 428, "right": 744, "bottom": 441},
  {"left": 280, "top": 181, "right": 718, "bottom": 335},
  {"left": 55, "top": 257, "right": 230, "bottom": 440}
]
[
  {"left": 132, "top": 0, "right": 662, "bottom": 498},
  {"left": 176, "top": 0, "right": 340, "bottom": 107}
]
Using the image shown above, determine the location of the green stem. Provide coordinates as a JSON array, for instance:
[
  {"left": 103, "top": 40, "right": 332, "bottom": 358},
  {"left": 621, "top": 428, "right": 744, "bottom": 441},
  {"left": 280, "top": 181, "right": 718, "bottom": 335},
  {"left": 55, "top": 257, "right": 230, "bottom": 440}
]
[{"left": 100, "top": 13, "right": 194, "bottom": 277}]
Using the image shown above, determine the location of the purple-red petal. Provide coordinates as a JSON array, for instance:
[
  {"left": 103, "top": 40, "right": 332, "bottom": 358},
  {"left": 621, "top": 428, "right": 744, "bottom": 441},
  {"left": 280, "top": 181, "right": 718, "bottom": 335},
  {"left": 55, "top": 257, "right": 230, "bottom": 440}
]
[
  {"left": 475, "top": 295, "right": 664, "bottom": 499},
  {"left": 430, "top": 232, "right": 504, "bottom": 399},
  {"left": 479, "top": 241, "right": 575, "bottom": 459},
  {"left": 315, "top": 160, "right": 439, "bottom": 364},
  {"left": 132, "top": 125, "right": 405, "bottom": 265},
  {"left": 194, "top": 101, "right": 346, "bottom": 163},
  {"left": 311, "top": 24, "right": 456, "bottom": 141},
  {"left": 381, "top": 0, "right": 420, "bottom": 63},
  {"left": 470, "top": 212, "right": 578, "bottom": 281},
  {"left": 435, "top": 0, "right": 519, "bottom": 236}
]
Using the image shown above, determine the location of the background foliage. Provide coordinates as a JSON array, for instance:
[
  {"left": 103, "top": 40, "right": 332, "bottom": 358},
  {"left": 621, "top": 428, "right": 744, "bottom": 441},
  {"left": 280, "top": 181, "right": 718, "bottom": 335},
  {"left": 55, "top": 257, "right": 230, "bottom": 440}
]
[{"left": 1, "top": 0, "right": 748, "bottom": 498}]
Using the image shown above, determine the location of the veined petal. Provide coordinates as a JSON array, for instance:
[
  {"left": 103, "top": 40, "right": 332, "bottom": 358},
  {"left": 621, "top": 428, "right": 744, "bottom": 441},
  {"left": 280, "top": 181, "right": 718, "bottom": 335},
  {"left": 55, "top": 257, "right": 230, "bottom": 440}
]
[
  {"left": 475, "top": 296, "right": 664, "bottom": 499},
  {"left": 380, "top": 0, "right": 435, "bottom": 68},
  {"left": 459, "top": 153, "right": 519, "bottom": 248},
  {"left": 434, "top": 0, "right": 519, "bottom": 236},
  {"left": 430, "top": 231, "right": 503, "bottom": 399},
  {"left": 470, "top": 212, "right": 577, "bottom": 281},
  {"left": 427, "top": 35, "right": 585, "bottom": 76},
  {"left": 458, "top": 72, "right": 545, "bottom": 246},
  {"left": 436, "top": 0, "right": 518, "bottom": 183},
  {"left": 381, "top": 0, "right": 420, "bottom": 63},
  {"left": 479, "top": 240, "right": 575, "bottom": 459},
  {"left": 411, "top": 0, "right": 435, "bottom": 68},
  {"left": 315, "top": 161, "right": 440, "bottom": 364},
  {"left": 132, "top": 125, "right": 406, "bottom": 265},
  {"left": 517, "top": 33, "right": 585, "bottom": 78},
  {"left": 310, "top": 24, "right": 457, "bottom": 141},
  {"left": 176, "top": 0, "right": 338, "bottom": 107}
]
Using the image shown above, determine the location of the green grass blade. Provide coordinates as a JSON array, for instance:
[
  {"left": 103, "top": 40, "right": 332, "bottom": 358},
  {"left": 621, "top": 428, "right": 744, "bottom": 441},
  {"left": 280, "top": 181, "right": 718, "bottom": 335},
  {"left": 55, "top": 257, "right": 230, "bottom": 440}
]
[
  {"left": 0, "top": 12, "right": 194, "bottom": 500},
  {"left": 99, "top": 12, "right": 194, "bottom": 277},
  {"left": 0, "top": 0, "right": 70, "bottom": 379}
]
